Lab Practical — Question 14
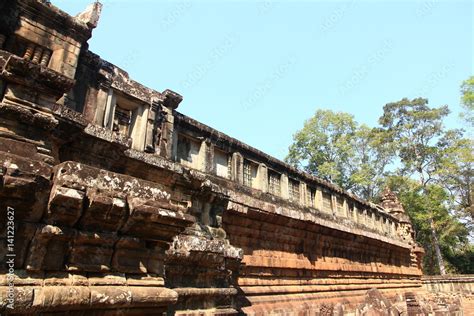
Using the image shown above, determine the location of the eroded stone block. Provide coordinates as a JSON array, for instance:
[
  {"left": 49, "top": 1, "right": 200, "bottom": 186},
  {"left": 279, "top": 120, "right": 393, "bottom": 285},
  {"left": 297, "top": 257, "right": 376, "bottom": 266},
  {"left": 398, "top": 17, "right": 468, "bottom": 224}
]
[
  {"left": 111, "top": 237, "right": 150, "bottom": 274},
  {"left": 90, "top": 286, "right": 132, "bottom": 308},
  {"left": 32, "top": 286, "right": 90, "bottom": 310},
  {"left": 120, "top": 198, "right": 194, "bottom": 241},
  {"left": 67, "top": 231, "right": 118, "bottom": 272},
  {"left": 78, "top": 192, "right": 127, "bottom": 232},
  {"left": 46, "top": 185, "right": 85, "bottom": 226},
  {"left": 25, "top": 225, "right": 75, "bottom": 271}
]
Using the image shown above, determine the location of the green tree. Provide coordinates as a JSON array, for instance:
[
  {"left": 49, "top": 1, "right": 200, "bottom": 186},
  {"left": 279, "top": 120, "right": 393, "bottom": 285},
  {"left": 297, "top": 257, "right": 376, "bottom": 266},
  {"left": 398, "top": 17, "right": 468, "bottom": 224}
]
[
  {"left": 287, "top": 99, "right": 472, "bottom": 275},
  {"left": 387, "top": 176, "right": 472, "bottom": 274},
  {"left": 378, "top": 97, "right": 453, "bottom": 275},
  {"left": 349, "top": 125, "right": 393, "bottom": 200},
  {"left": 285, "top": 110, "right": 391, "bottom": 201},
  {"left": 285, "top": 110, "right": 357, "bottom": 190},
  {"left": 437, "top": 135, "right": 474, "bottom": 222},
  {"left": 460, "top": 76, "right": 474, "bottom": 126}
]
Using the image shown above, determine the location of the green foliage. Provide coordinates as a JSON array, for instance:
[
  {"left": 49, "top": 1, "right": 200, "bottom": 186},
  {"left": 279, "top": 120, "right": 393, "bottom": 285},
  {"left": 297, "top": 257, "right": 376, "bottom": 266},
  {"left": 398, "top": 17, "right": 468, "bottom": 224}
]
[
  {"left": 286, "top": 90, "right": 473, "bottom": 275},
  {"left": 460, "top": 76, "right": 474, "bottom": 126},
  {"left": 386, "top": 176, "right": 472, "bottom": 274},
  {"left": 286, "top": 110, "right": 357, "bottom": 189},
  {"left": 349, "top": 125, "right": 392, "bottom": 200},
  {"left": 378, "top": 97, "right": 450, "bottom": 185},
  {"left": 444, "top": 244, "right": 474, "bottom": 274},
  {"left": 285, "top": 110, "right": 390, "bottom": 200},
  {"left": 377, "top": 97, "right": 472, "bottom": 274},
  {"left": 436, "top": 135, "right": 474, "bottom": 221}
]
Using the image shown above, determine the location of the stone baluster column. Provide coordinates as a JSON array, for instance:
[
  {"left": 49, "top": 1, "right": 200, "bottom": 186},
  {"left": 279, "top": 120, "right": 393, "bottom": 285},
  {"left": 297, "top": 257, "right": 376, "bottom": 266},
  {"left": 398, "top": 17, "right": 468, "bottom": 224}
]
[
  {"left": 257, "top": 163, "right": 268, "bottom": 193},
  {"left": 315, "top": 188, "right": 323, "bottom": 211},
  {"left": 144, "top": 100, "right": 159, "bottom": 153},
  {"left": 102, "top": 88, "right": 116, "bottom": 130},
  {"left": 361, "top": 209, "right": 367, "bottom": 226},
  {"left": 353, "top": 205, "right": 359, "bottom": 223},
  {"left": 299, "top": 182, "right": 307, "bottom": 206},
  {"left": 159, "top": 89, "right": 183, "bottom": 160},
  {"left": 280, "top": 174, "right": 289, "bottom": 200},
  {"left": 231, "top": 152, "right": 244, "bottom": 185},
  {"left": 32, "top": 46, "right": 43, "bottom": 64},
  {"left": 40, "top": 50, "right": 51, "bottom": 67},
  {"left": 24, "top": 43, "right": 35, "bottom": 61},
  {"left": 201, "top": 139, "right": 213, "bottom": 173},
  {"left": 331, "top": 194, "right": 337, "bottom": 216}
]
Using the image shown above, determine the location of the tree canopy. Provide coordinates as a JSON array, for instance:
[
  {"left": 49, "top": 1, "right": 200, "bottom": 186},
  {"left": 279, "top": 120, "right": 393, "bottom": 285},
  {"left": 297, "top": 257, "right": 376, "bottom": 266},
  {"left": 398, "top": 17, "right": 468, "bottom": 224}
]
[
  {"left": 460, "top": 76, "right": 474, "bottom": 126},
  {"left": 286, "top": 110, "right": 390, "bottom": 201},
  {"left": 286, "top": 79, "right": 473, "bottom": 274}
]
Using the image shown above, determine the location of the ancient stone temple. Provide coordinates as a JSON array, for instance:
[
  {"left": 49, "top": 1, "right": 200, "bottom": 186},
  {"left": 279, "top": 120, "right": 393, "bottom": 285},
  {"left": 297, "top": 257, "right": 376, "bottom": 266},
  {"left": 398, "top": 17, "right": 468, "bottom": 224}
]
[{"left": 0, "top": 1, "right": 469, "bottom": 315}]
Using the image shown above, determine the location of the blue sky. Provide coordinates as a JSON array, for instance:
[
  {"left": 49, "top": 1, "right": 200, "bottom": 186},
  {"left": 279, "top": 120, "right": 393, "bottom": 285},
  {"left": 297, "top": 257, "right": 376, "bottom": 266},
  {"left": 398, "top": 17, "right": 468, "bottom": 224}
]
[{"left": 54, "top": 0, "right": 473, "bottom": 160}]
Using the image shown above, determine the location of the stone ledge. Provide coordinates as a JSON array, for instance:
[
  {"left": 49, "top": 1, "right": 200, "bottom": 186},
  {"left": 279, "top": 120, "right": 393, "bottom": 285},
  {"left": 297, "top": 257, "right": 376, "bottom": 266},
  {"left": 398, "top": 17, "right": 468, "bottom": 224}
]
[
  {"left": 0, "top": 285, "right": 178, "bottom": 313},
  {"left": 174, "top": 287, "right": 238, "bottom": 297},
  {"left": 1, "top": 53, "right": 75, "bottom": 97},
  {"left": 226, "top": 201, "right": 409, "bottom": 250}
]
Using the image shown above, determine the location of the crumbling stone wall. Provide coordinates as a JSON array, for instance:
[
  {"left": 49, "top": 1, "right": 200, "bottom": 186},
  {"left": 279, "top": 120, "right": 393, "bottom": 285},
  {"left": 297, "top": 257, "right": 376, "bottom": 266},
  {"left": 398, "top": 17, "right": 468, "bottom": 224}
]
[
  {"left": 423, "top": 275, "right": 474, "bottom": 294},
  {"left": 0, "top": 1, "right": 429, "bottom": 315}
]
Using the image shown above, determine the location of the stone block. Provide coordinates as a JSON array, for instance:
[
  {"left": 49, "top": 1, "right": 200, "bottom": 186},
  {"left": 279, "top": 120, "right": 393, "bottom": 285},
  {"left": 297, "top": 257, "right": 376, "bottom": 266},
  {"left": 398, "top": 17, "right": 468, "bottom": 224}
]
[
  {"left": 14, "top": 222, "right": 38, "bottom": 269},
  {"left": 131, "top": 287, "right": 178, "bottom": 306},
  {"left": 32, "top": 286, "right": 90, "bottom": 310},
  {"left": 90, "top": 286, "right": 132, "bottom": 308},
  {"left": 0, "top": 152, "right": 52, "bottom": 222},
  {"left": 111, "top": 237, "right": 150, "bottom": 274},
  {"left": 67, "top": 231, "right": 118, "bottom": 272},
  {"left": 0, "top": 285, "right": 35, "bottom": 312},
  {"left": 46, "top": 185, "right": 85, "bottom": 226},
  {"left": 120, "top": 198, "right": 194, "bottom": 241},
  {"left": 88, "top": 273, "right": 126, "bottom": 286},
  {"left": 126, "top": 275, "right": 165, "bottom": 287},
  {"left": 78, "top": 192, "right": 127, "bottom": 232},
  {"left": 25, "top": 225, "right": 75, "bottom": 271}
]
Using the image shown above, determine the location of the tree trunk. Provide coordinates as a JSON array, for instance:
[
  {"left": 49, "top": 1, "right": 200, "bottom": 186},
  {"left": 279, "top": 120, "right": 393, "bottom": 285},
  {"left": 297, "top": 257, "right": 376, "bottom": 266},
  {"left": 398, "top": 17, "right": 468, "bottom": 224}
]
[
  {"left": 430, "top": 217, "right": 446, "bottom": 275},
  {"left": 419, "top": 172, "right": 446, "bottom": 275}
]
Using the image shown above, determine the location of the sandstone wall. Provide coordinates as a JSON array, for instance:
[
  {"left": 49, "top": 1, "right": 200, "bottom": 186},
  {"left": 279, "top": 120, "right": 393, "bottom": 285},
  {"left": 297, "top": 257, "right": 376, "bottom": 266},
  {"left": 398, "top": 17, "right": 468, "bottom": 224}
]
[
  {"left": 0, "top": 1, "right": 426, "bottom": 315},
  {"left": 423, "top": 275, "right": 474, "bottom": 294}
]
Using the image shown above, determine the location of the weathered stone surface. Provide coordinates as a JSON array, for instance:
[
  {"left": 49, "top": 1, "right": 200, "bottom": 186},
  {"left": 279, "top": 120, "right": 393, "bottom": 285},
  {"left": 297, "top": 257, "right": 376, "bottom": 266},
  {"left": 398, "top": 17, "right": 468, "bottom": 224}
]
[
  {"left": 67, "top": 231, "right": 117, "bottom": 272},
  {"left": 0, "top": 284, "right": 179, "bottom": 313},
  {"left": 90, "top": 286, "right": 132, "bottom": 308},
  {"left": 0, "top": 1, "right": 459, "bottom": 315},
  {"left": 121, "top": 198, "right": 194, "bottom": 241},
  {"left": 78, "top": 192, "right": 127, "bottom": 232},
  {"left": 0, "top": 151, "right": 52, "bottom": 222},
  {"left": 46, "top": 185, "right": 85, "bottom": 226},
  {"left": 25, "top": 224, "right": 74, "bottom": 271},
  {"left": 1, "top": 54, "right": 75, "bottom": 99}
]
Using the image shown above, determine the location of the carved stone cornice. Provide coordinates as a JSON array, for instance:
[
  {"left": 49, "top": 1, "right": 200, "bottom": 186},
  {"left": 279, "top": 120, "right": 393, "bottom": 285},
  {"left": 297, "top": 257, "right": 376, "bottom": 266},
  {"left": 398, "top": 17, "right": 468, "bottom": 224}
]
[
  {"left": 1, "top": 54, "right": 75, "bottom": 98},
  {"left": 161, "top": 89, "right": 183, "bottom": 110},
  {"left": 16, "top": 0, "right": 94, "bottom": 43}
]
